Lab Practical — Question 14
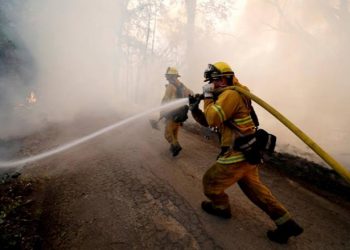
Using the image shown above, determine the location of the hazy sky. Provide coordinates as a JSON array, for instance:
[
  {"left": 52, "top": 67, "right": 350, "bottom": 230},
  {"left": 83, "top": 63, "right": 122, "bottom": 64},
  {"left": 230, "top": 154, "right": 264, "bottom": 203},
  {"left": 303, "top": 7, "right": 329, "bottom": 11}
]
[{"left": 1, "top": 0, "right": 349, "bottom": 169}]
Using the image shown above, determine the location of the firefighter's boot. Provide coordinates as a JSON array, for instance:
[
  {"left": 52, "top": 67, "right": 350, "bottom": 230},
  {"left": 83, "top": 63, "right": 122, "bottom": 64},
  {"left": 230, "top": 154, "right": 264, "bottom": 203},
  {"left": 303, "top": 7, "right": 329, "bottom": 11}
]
[
  {"left": 170, "top": 144, "right": 182, "bottom": 157},
  {"left": 201, "top": 201, "right": 232, "bottom": 219},
  {"left": 267, "top": 219, "right": 303, "bottom": 244}
]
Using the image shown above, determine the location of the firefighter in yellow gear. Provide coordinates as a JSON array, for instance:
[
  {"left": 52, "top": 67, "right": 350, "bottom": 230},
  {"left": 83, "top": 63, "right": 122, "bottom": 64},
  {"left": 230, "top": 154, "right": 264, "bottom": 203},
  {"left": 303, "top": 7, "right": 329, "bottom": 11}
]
[
  {"left": 189, "top": 62, "right": 303, "bottom": 244},
  {"left": 161, "top": 67, "right": 193, "bottom": 156}
]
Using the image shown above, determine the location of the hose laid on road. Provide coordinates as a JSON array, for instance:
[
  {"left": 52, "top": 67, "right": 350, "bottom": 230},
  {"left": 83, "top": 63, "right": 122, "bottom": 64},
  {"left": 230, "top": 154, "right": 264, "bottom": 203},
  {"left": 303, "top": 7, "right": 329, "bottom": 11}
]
[{"left": 220, "top": 86, "right": 350, "bottom": 184}]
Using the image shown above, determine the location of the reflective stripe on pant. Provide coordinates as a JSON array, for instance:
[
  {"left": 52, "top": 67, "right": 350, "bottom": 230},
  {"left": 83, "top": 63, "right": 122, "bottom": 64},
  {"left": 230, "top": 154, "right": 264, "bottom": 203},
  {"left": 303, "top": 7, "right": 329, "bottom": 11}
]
[
  {"left": 203, "top": 161, "right": 290, "bottom": 225},
  {"left": 164, "top": 119, "right": 181, "bottom": 145}
]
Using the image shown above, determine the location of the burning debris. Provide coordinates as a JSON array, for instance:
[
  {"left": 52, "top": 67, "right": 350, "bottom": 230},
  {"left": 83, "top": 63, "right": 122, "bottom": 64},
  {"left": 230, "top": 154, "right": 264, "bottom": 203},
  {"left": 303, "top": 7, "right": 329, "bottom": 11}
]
[
  {"left": 27, "top": 91, "right": 37, "bottom": 104},
  {"left": 14, "top": 91, "right": 37, "bottom": 110}
]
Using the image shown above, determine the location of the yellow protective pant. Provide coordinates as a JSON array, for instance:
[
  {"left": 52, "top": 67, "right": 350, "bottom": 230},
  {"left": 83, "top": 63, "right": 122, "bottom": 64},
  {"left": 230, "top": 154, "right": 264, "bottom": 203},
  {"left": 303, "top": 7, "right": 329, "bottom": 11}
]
[
  {"left": 164, "top": 119, "right": 181, "bottom": 146},
  {"left": 203, "top": 161, "right": 291, "bottom": 225}
]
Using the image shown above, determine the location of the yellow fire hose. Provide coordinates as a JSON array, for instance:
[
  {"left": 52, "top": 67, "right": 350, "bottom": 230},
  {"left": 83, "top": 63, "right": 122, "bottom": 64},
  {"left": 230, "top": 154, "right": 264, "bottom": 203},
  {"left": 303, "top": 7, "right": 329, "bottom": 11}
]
[{"left": 219, "top": 86, "right": 350, "bottom": 184}]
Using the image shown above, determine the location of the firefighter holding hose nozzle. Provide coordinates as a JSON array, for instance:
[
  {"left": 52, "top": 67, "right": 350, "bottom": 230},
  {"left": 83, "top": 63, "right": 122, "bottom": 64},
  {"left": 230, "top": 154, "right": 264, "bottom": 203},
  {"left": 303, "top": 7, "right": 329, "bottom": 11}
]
[
  {"left": 189, "top": 62, "right": 303, "bottom": 244},
  {"left": 157, "top": 67, "right": 193, "bottom": 157}
]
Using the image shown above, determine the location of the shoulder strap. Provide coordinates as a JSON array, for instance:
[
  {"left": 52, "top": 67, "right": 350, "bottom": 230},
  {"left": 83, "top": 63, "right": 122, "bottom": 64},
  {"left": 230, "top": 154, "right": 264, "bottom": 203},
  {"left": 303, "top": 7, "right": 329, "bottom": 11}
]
[
  {"left": 218, "top": 87, "right": 259, "bottom": 128},
  {"left": 250, "top": 105, "right": 259, "bottom": 128},
  {"left": 240, "top": 92, "right": 259, "bottom": 128}
]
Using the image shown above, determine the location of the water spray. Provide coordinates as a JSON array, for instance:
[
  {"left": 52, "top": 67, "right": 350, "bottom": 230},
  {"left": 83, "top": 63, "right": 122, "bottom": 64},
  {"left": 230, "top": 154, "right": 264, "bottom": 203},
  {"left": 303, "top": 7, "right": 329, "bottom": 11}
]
[{"left": 0, "top": 98, "right": 188, "bottom": 168}]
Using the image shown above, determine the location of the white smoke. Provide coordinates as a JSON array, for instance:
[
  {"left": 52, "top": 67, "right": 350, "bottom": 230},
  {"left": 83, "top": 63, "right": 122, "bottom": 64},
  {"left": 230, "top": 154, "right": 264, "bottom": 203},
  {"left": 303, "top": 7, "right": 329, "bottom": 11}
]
[{"left": 1, "top": 0, "right": 349, "bottom": 169}]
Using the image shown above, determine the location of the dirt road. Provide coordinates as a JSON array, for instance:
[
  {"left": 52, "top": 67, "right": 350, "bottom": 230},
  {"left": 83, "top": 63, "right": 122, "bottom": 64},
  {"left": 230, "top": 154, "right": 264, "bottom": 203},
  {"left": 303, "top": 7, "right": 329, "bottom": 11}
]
[{"left": 20, "top": 116, "right": 350, "bottom": 250}]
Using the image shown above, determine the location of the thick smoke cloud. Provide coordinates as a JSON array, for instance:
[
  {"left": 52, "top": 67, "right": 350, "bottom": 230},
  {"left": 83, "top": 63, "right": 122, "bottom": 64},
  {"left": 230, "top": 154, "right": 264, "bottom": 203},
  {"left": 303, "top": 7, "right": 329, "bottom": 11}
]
[
  {"left": 227, "top": 0, "right": 350, "bottom": 167},
  {"left": 0, "top": 0, "right": 349, "bottom": 169},
  {"left": 1, "top": 0, "right": 122, "bottom": 139}
]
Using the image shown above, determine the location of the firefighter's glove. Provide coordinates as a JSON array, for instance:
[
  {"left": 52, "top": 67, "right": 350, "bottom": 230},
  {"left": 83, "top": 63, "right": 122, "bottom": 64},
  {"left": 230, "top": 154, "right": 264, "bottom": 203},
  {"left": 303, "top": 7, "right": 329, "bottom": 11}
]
[
  {"left": 202, "top": 83, "right": 214, "bottom": 99},
  {"left": 188, "top": 94, "right": 203, "bottom": 111}
]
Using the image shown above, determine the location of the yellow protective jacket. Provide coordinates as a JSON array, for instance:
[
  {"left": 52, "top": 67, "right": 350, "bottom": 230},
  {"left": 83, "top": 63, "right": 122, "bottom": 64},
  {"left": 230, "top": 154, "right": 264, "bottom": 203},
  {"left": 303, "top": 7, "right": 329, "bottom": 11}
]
[
  {"left": 161, "top": 80, "right": 193, "bottom": 103},
  {"left": 203, "top": 79, "right": 256, "bottom": 164},
  {"left": 161, "top": 80, "right": 193, "bottom": 119}
]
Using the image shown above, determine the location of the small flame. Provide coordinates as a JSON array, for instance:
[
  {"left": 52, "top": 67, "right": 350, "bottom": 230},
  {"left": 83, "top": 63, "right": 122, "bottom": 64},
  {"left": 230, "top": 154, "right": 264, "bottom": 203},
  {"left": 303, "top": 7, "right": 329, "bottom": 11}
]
[{"left": 27, "top": 91, "right": 37, "bottom": 104}]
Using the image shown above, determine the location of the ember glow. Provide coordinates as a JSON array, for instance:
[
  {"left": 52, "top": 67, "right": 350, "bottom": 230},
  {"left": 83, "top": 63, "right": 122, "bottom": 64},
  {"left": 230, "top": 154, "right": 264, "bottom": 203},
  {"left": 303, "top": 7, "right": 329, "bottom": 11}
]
[{"left": 27, "top": 91, "right": 37, "bottom": 104}]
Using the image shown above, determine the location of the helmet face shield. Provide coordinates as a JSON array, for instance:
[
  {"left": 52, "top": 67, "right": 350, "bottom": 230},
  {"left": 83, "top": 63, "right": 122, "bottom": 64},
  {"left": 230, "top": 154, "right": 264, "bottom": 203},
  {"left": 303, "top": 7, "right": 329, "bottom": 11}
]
[
  {"left": 204, "top": 62, "right": 235, "bottom": 82},
  {"left": 204, "top": 64, "right": 221, "bottom": 82}
]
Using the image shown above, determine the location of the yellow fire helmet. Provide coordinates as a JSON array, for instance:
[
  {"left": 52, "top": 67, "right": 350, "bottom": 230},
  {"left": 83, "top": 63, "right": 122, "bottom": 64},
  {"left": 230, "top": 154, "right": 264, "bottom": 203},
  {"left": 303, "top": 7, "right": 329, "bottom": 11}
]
[
  {"left": 165, "top": 67, "right": 180, "bottom": 77},
  {"left": 204, "top": 61, "right": 234, "bottom": 82}
]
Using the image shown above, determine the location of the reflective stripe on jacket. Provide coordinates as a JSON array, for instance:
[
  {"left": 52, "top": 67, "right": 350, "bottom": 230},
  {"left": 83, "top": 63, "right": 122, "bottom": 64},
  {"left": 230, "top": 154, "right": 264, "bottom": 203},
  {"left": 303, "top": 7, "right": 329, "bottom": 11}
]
[
  {"left": 204, "top": 87, "right": 256, "bottom": 164},
  {"left": 216, "top": 151, "right": 246, "bottom": 164}
]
